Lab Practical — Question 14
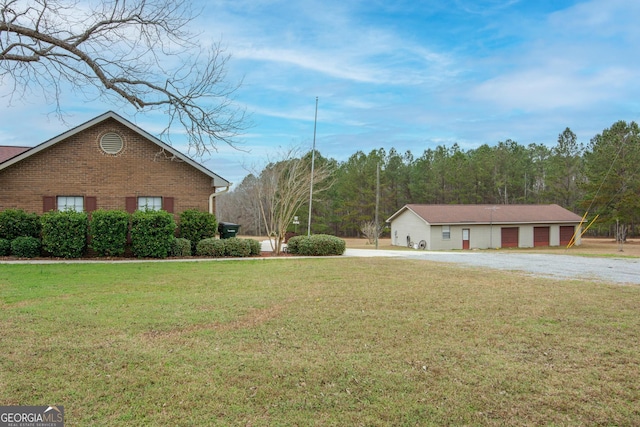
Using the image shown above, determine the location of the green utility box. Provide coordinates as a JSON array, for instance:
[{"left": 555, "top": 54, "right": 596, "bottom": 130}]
[{"left": 218, "top": 222, "right": 240, "bottom": 239}]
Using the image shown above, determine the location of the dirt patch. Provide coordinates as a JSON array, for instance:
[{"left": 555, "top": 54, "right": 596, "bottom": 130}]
[{"left": 573, "top": 237, "right": 640, "bottom": 256}]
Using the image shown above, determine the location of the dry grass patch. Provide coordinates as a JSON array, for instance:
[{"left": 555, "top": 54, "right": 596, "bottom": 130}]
[
  {"left": 1, "top": 259, "right": 639, "bottom": 425},
  {"left": 342, "top": 235, "right": 640, "bottom": 258}
]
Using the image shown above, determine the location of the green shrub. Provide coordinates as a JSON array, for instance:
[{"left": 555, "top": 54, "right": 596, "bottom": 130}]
[
  {"left": 90, "top": 210, "right": 130, "bottom": 257},
  {"left": 224, "top": 237, "right": 251, "bottom": 257},
  {"left": 0, "top": 238, "right": 11, "bottom": 256},
  {"left": 248, "top": 239, "right": 261, "bottom": 256},
  {"left": 196, "top": 238, "right": 225, "bottom": 257},
  {"left": 130, "top": 210, "right": 177, "bottom": 258},
  {"left": 171, "top": 238, "right": 192, "bottom": 257},
  {"left": 41, "top": 210, "right": 88, "bottom": 258},
  {"left": 11, "top": 236, "right": 41, "bottom": 258},
  {"left": 287, "top": 234, "right": 345, "bottom": 256},
  {"left": 0, "top": 209, "right": 41, "bottom": 240},
  {"left": 179, "top": 209, "right": 217, "bottom": 251},
  {"left": 286, "top": 235, "right": 301, "bottom": 254}
]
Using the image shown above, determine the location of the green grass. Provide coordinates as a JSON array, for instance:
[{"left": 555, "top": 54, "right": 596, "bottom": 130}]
[{"left": 1, "top": 259, "right": 639, "bottom": 426}]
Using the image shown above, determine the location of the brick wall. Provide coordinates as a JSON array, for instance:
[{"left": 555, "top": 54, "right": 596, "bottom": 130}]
[{"left": 0, "top": 118, "right": 218, "bottom": 215}]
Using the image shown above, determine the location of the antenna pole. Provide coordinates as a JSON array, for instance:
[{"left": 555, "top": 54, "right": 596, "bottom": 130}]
[{"left": 307, "top": 97, "right": 318, "bottom": 236}]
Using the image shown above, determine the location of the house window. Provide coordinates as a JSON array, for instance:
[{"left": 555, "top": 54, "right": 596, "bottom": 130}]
[
  {"left": 442, "top": 225, "right": 451, "bottom": 240},
  {"left": 57, "top": 196, "right": 84, "bottom": 212},
  {"left": 138, "top": 196, "right": 162, "bottom": 211}
]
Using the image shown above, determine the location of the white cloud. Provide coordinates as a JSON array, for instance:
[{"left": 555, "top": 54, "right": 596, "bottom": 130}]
[
  {"left": 471, "top": 65, "right": 633, "bottom": 111},
  {"left": 465, "top": 0, "right": 640, "bottom": 116},
  {"left": 234, "top": 47, "right": 386, "bottom": 84},
  {"left": 453, "top": 0, "right": 522, "bottom": 16},
  {"left": 201, "top": 0, "right": 455, "bottom": 88}
]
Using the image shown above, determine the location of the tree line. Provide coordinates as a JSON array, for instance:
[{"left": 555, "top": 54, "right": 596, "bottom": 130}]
[{"left": 217, "top": 121, "right": 640, "bottom": 239}]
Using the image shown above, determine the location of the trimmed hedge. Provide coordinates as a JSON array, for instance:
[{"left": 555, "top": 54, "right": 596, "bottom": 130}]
[
  {"left": 0, "top": 209, "right": 41, "bottom": 240},
  {"left": 130, "top": 210, "right": 177, "bottom": 258},
  {"left": 224, "top": 237, "right": 251, "bottom": 257},
  {"left": 196, "top": 238, "right": 225, "bottom": 257},
  {"left": 248, "top": 239, "right": 261, "bottom": 256},
  {"left": 0, "top": 238, "right": 11, "bottom": 256},
  {"left": 171, "top": 238, "right": 192, "bottom": 257},
  {"left": 11, "top": 236, "right": 41, "bottom": 258},
  {"left": 179, "top": 209, "right": 217, "bottom": 251},
  {"left": 195, "top": 237, "right": 259, "bottom": 257},
  {"left": 90, "top": 209, "right": 130, "bottom": 257},
  {"left": 286, "top": 236, "right": 301, "bottom": 254},
  {"left": 41, "top": 210, "right": 88, "bottom": 258},
  {"left": 287, "top": 234, "right": 346, "bottom": 256},
  {"left": 0, "top": 208, "right": 256, "bottom": 259}
]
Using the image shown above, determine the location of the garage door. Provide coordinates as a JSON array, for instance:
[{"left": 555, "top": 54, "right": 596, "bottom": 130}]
[
  {"left": 559, "top": 226, "right": 575, "bottom": 246},
  {"left": 501, "top": 227, "right": 519, "bottom": 248},
  {"left": 534, "top": 226, "right": 550, "bottom": 247}
]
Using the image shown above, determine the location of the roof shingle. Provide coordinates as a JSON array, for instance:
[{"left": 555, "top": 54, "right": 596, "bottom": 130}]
[{"left": 0, "top": 146, "right": 30, "bottom": 163}]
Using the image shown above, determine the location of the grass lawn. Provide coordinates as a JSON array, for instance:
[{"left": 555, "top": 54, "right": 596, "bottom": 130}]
[{"left": 1, "top": 258, "right": 639, "bottom": 426}]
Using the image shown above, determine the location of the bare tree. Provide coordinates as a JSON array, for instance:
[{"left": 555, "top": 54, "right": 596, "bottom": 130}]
[
  {"left": 360, "top": 220, "right": 382, "bottom": 244},
  {"left": 0, "top": 0, "right": 247, "bottom": 152},
  {"left": 216, "top": 174, "right": 264, "bottom": 236},
  {"left": 253, "top": 148, "right": 333, "bottom": 255}
]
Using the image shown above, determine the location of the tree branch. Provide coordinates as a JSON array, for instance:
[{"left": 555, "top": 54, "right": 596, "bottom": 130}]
[{"left": 0, "top": 0, "right": 248, "bottom": 152}]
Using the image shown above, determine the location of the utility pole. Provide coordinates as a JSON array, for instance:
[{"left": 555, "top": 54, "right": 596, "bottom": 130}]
[{"left": 307, "top": 97, "right": 318, "bottom": 236}]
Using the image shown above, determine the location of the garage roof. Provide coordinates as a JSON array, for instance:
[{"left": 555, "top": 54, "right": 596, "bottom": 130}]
[{"left": 387, "top": 204, "right": 583, "bottom": 225}]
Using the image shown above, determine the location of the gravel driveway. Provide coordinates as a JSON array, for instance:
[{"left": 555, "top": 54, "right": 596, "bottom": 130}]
[{"left": 344, "top": 248, "right": 640, "bottom": 285}]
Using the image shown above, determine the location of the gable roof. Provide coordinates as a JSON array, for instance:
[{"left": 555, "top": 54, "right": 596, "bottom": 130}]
[
  {"left": 0, "top": 111, "right": 230, "bottom": 187},
  {"left": 387, "top": 204, "right": 583, "bottom": 225},
  {"left": 0, "top": 146, "right": 30, "bottom": 163}
]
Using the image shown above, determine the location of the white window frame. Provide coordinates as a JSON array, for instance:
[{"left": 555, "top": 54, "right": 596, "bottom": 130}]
[
  {"left": 57, "top": 196, "right": 84, "bottom": 212},
  {"left": 442, "top": 225, "right": 451, "bottom": 240},
  {"left": 137, "top": 196, "right": 162, "bottom": 211}
]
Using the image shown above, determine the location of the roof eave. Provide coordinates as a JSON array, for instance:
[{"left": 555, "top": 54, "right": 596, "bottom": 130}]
[
  {"left": 386, "top": 205, "right": 432, "bottom": 226},
  {"left": 428, "top": 220, "right": 582, "bottom": 226}
]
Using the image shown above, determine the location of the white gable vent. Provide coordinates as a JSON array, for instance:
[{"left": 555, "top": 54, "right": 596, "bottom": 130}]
[{"left": 100, "top": 132, "right": 124, "bottom": 154}]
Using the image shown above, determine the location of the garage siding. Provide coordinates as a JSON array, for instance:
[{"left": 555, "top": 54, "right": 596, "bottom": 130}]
[{"left": 391, "top": 210, "right": 431, "bottom": 249}]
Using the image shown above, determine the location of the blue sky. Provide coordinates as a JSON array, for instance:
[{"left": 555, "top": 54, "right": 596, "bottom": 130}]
[{"left": 2, "top": 0, "right": 640, "bottom": 186}]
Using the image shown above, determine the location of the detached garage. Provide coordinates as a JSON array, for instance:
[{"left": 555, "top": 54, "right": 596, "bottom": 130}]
[{"left": 387, "top": 204, "right": 582, "bottom": 250}]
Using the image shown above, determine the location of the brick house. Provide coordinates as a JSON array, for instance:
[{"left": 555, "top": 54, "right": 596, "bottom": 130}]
[{"left": 0, "top": 111, "right": 230, "bottom": 216}]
